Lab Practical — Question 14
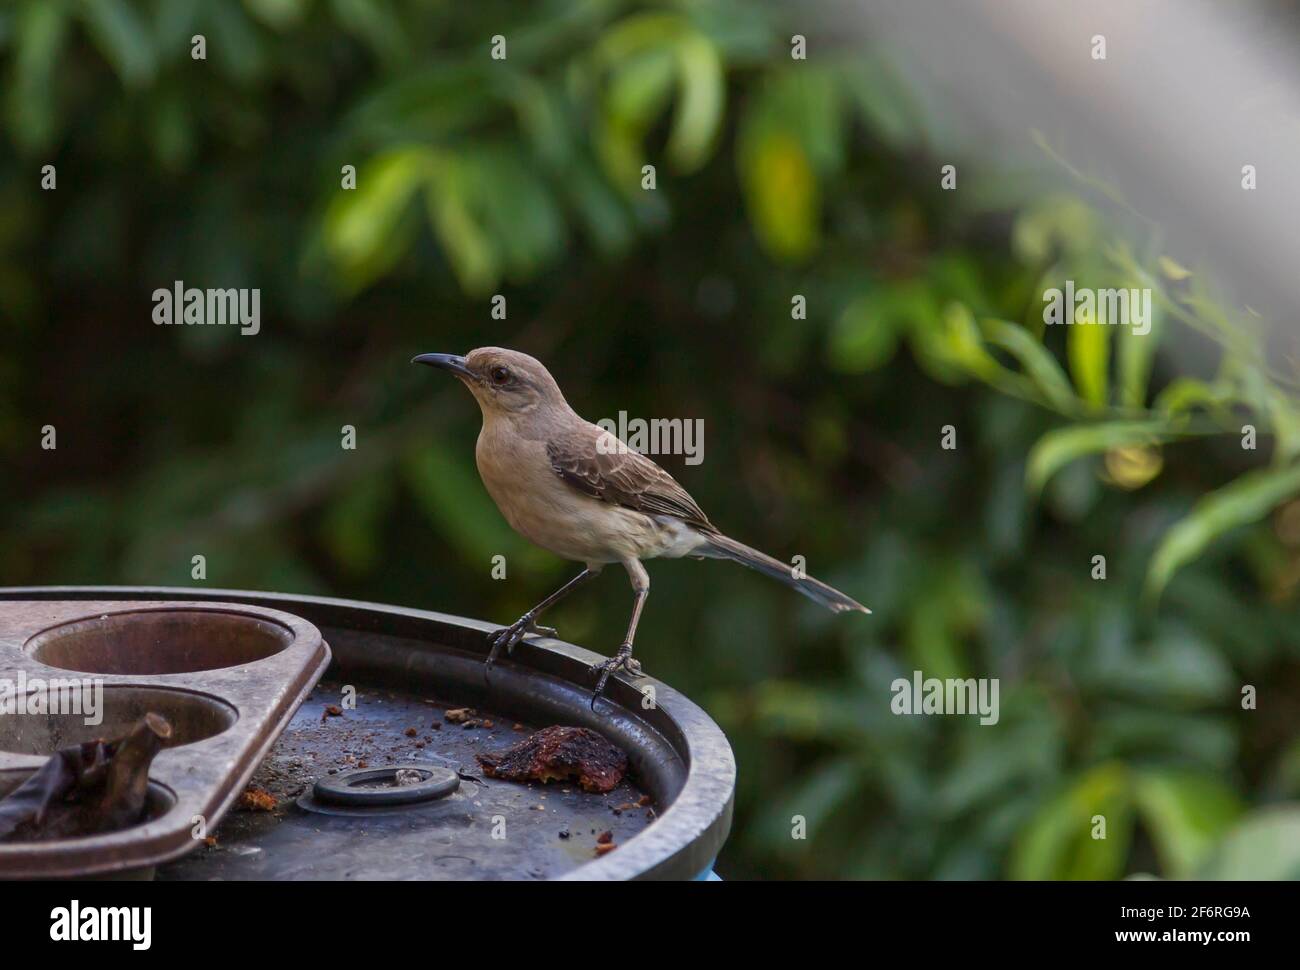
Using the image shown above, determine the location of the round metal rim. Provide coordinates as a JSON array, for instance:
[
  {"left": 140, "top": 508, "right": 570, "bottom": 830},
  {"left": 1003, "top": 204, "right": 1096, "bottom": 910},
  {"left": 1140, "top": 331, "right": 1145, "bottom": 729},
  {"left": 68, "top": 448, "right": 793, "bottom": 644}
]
[
  {"left": 314, "top": 766, "right": 460, "bottom": 806},
  {"left": 0, "top": 585, "right": 737, "bottom": 881}
]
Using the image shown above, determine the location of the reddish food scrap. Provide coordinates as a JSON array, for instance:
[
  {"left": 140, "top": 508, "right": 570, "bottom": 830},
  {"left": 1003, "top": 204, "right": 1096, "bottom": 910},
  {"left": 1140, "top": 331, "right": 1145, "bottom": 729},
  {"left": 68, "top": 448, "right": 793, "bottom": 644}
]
[
  {"left": 237, "top": 786, "right": 277, "bottom": 812},
  {"left": 475, "top": 726, "right": 629, "bottom": 793}
]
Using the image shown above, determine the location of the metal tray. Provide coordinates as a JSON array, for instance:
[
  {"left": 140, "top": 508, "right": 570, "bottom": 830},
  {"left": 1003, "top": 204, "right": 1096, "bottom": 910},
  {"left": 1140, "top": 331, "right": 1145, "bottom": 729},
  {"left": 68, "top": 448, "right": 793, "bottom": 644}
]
[{"left": 0, "top": 600, "right": 330, "bottom": 878}]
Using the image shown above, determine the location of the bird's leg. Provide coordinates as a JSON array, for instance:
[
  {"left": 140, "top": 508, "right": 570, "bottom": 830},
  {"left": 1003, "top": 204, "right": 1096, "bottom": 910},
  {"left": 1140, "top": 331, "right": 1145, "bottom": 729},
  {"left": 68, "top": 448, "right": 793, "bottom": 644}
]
[
  {"left": 591, "top": 560, "right": 649, "bottom": 704},
  {"left": 486, "top": 566, "right": 598, "bottom": 667}
]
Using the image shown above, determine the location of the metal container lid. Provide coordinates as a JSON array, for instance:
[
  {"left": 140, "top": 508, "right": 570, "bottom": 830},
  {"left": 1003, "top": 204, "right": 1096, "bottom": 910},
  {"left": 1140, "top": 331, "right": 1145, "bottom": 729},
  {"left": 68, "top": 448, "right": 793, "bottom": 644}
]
[{"left": 0, "top": 586, "right": 736, "bottom": 881}]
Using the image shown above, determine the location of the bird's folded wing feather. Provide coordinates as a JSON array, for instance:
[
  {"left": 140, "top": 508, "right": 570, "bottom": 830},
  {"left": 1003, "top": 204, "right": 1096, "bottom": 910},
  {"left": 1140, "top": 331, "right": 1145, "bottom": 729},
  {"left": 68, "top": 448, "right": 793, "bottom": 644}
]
[{"left": 546, "top": 427, "right": 715, "bottom": 532}]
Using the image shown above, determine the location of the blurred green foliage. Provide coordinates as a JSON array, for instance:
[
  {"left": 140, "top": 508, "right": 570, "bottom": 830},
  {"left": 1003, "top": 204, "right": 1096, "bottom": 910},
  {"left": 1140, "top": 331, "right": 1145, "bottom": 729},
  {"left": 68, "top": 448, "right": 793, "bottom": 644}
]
[{"left": 2, "top": 0, "right": 1299, "bottom": 879}]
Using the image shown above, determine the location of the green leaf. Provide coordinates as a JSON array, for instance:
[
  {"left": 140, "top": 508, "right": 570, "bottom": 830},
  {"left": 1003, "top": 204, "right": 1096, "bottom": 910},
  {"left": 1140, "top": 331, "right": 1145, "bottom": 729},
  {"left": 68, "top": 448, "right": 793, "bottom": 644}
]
[
  {"left": 739, "top": 128, "right": 818, "bottom": 261},
  {"left": 1158, "top": 255, "right": 1193, "bottom": 281},
  {"left": 937, "top": 302, "right": 1001, "bottom": 380},
  {"left": 1146, "top": 461, "right": 1300, "bottom": 600},
  {"left": 606, "top": 47, "right": 675, "bottom": 126},
  {"left": 736, "top": 69, "right": 844, "bottom": 262},
  {"left": 1088, "top": 633, "right": 1234, "bottom": 709},
  {"left": 781, "top": 70, "right": 845, "bottom": 175},
  {"left": 596, "top": 47, "right": 675, "bottom": 186},
  {"left": 1026, "top": 420, "right": 1174, "bottom": 495},
  {"left": 829, "top": 294, "right": 897, "bottom": 372},
  {"left": 1117, "top": 302, "right": 1161, "bottom": 408},
  {"left": 982, "top": 318, "right": 1077, "bottom": 413},
  {"left": 7, "top": 0, "right": 70, "bottom": 152},
  {"left": 426, "top": 172, "right": 497, "bottom": 295},
  {"left": 832, "top": 285, "right": 942, "bottom": 374},
  {"left": 591, "top": 11, "right": 724, "bottom": 180},
  {"left": 247, "top": 0, "right": 308, "bottom": 30},
  {"left": 593, "top": 11, "right": 683, "bottom": 66},
  {"left": 329, "top": 0, "right": 408, "bottom": 64},
  {"left": 1067, "top": 317, "right": 1110, "bottom": 409},
  {"left": 936, "top": 703, "right": 1064, "bottom": 817},
  {"left": 322, "top": 148, "right": 434, "bottom": 291},
  {"left": 465, "top": 148, "right": 565, "bottom": 277},
  {"left": 841, "top": 57, "right": 921, "bottom": 147},
  {"left": 207, "top": 0, "right": 267, "bottom": 82},
  {"left": 667, "top": 33, "right": 724, "bottom": 172},
  {"left": 1010, "top": 763, "right": 1133, "bottom": 880},
  {"left": 1266, "top": 387, "right": 1300, "bottom": 466},
  {"left": 78, "top": 0, "right": 157, "bottom": 88},
  {"left": 561, "top": 154, "right": 634, "bottom": 254},
  {"left": 1154, "top": 377, "right": 1236, "bottom": 417},
  {"left": 1088, "top": 709, "right": 1238, "bottom": 771},
  {"left": 1196, "top": 807, "right": 1300, "bottom": 880},
  {"left": 1012, "top": 195, "right": 1098, "bottom": 264},
  {"left": 1133, "top": 770, "right": 1243, "bottom": 878}
]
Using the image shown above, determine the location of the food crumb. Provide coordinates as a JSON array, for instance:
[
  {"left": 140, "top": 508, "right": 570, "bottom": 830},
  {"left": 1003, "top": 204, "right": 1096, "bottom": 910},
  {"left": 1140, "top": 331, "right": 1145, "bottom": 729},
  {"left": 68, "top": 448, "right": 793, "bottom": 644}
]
[
  {"left": 476, "top": 726, "right": 628, "bottom": 793},
  {"left": 237, "top": 786, "right": 277, "bottom": 812},
  {"left": 596, "top": 830, "right": 613, "bottom": 845}
]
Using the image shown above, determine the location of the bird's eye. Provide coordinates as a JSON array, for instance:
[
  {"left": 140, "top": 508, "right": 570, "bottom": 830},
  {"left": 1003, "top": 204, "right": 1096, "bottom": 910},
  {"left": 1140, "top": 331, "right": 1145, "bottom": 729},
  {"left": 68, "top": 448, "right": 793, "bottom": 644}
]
[{"left": 490, "top": 365, "right": 511, "bottom": 385}]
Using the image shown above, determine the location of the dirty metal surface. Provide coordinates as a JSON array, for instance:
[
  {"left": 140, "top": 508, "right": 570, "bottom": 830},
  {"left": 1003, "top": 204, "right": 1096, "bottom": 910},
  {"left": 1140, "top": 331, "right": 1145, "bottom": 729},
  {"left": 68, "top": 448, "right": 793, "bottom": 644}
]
[
  {"left": 157, "top": 683, "right": 655, "bottom": 880},
  {"left": 0, "top": 587, "right": 737, "bottom": 880},
  {"left": 0, "top": 601, "right": 330, "bottom": 878}
]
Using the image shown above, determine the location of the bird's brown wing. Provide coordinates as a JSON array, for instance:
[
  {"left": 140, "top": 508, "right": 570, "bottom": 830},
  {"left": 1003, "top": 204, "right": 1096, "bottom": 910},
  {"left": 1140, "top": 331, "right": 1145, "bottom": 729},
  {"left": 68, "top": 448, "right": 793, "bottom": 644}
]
[{"left": 546, "top": 426, "right": 715, "bottom": 532}]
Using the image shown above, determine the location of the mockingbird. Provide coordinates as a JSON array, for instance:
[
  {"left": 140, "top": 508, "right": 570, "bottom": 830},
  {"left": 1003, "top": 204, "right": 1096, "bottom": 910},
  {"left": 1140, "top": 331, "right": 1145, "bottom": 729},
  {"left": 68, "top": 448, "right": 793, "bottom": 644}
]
[{"left": 413, "top": 347, "right": 868, "bottom": 702}]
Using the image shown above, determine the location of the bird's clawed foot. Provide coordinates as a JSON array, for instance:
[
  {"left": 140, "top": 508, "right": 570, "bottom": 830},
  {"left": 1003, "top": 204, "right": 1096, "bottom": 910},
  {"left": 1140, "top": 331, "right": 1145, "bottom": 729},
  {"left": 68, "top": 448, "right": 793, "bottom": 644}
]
[
  {"left": 486, "top": 614, "right": 557, "bottom": 669},
  {"left": 589, "top": 642, "right": 643, "bottom": 707}
]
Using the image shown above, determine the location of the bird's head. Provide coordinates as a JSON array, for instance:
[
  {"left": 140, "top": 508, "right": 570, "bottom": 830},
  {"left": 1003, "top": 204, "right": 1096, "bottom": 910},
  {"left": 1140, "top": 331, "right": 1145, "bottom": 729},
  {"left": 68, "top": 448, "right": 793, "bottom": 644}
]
[{"left": 412, "top": 347, "right": 566, "bottom": 417}]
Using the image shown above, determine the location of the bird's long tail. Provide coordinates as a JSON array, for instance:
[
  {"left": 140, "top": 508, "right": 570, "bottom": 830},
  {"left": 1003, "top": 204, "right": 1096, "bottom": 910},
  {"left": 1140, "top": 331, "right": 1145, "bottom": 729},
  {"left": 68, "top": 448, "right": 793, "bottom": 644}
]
[{"left": 698, "top": 533, "right": 870, "bottom": 614}]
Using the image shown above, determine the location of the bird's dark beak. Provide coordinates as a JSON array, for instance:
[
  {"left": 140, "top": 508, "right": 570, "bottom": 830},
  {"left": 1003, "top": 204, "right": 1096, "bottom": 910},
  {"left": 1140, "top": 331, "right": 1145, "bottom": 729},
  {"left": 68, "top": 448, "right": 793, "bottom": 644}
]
[{"left": 411, "top": 353, "right": 474, "bottom": 381}]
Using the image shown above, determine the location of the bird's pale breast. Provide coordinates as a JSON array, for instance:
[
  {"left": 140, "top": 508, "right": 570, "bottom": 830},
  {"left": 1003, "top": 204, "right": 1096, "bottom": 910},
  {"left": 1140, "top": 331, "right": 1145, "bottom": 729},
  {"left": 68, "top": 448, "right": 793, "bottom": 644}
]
[{"left": 475, "top": 422, "right": 704, "bottom": 564}]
